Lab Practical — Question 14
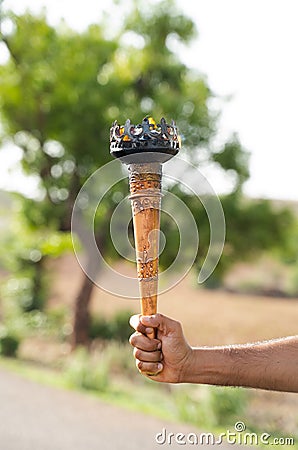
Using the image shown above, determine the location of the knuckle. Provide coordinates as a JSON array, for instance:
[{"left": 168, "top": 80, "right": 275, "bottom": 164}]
[
  {"left": 133, "top": 348, "right": 141, "bottom": 359},
  {"left": 146, "top": 340, "right": 156, "bottom": 351},
  {"left": 129, "top": 333, "right": 137, "bottom": 346},
  {"left": 129, "top": 331, "right": 144, "bottom": 347},
  {"left": 136, "top": 323, "right": 145, "bottom": 333},
  {"left": 154, "top": 339, "right": 161, "bottom": 350},
  {"left": 176, "top": 320, "right": 182, "bottom": 330},
  {"left": 136, "top": 360, "right": 143, "bottom": 370},
  {"left": 170, "top": 317, "right": 182, "bottom": 333},
  {"left": 154, "top": 350, "right": 161, "bottom": 360},
  {"left": 148, "top": 363, "right": 159, "bottom": 375}
]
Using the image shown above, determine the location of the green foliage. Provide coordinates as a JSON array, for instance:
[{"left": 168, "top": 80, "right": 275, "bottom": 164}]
[
  {"left": 0, "top": 11, "right": 118, "bottom": 230},
  {"left": 65, "top": 347, "right": 109, "bottom": 392},
  {"left": 208, "top": 386, "right": 247, "bottom": 426},
  {"left": 95, "top": 340, "right": 135, "bottom": 376},
  {"left": 89, "top": 310, "right": 133, "bottom": 343},
  {"left": 89, "top": 316, "right": 113, "bottom": 340},
  {"left": 288, "top": 266, "right": 298, "bottom": 296},
  {"left": 212, "top": 199, "right": 296, "bottom": 286},
  {"left": 212, "top": 134, "right": 250, "bottom": 191},
  {"left": 0, "top": 335, "right": 20, "bottom": 357},
  {"left": 173, "top": 385, "right": 247, "bottom": 428},
  {"left": 5, "top": 275, "right": 46, "bottom": 312},
  {"left": 173, "top": 386, "right": 207, "bottom": 425},
  {"left": 0, "top": 297, "right": 70, "bottom": 347},
  {"left": 122, "top": 1, "right": 215, "bottom": 149},
  {"left": 110, "top": 310, "right": 134, "bottom": 342},
  {"left": 0, "top": 1, "right": 235, "bottom": 236},
  {"left": 0, "top": 325, "right": 20, "bottom": 357},
  {"left": 43, "top": 307, "right": 72, "bottom": 340},
  {"left": 0, "top": 211, "right": 73, "bottom": 311},
  {"left": 221, "top": 195, "right": 296, "bottom": 264},
  {"left": 65, "top": 341, "right": 135, "bottom": 391},
  {"left": 127, "top": 0, "right": 197, "bottom": 48},
  {"left": 161, "top": 190, "right": 297, "bottom": 286}
]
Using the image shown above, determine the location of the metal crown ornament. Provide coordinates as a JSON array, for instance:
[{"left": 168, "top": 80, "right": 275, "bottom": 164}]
[{"left": 110, "top": 116, "right": 180, "bottom": 163}]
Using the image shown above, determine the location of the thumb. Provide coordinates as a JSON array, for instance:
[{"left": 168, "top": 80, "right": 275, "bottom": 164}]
[{"left": 140, "top": 313, "right": 182, "bottom": 335}]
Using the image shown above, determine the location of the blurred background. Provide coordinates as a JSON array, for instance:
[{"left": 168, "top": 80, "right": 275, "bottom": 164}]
[{"left": 0, "top": 0, "right": 298, "bottom": 445}]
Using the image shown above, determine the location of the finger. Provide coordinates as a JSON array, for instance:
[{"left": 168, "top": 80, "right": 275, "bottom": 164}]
[
  {"left": 129, "top": 332, "right": 161, "bottom": 352},
  {"left": 140, "top": 313, "right": 181, "bottom": 335},
  {"left": 129, "top": 315, "right": 154, "bottom": 336},
  {"left": 136, "top": 360, "right": 163, "bottom": 376},
  {"left": 129, "top": 314, "right": 141, "bottom": 331},
  {"left": 133, "top": 348, "right": 162, "bottom": 363}
]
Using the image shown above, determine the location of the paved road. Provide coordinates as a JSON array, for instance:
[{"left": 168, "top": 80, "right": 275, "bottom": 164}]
[{"left": 0, "top": 368, "right": 236, "bottom": 450}]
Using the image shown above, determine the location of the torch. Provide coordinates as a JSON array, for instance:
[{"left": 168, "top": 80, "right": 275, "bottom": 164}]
[{"left": 110, "top": 117, "right": 180, "bottom": 338}]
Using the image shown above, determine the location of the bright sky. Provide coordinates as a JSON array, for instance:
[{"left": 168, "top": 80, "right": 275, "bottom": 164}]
[{"left": 1, "top": 0, "right": 297, "bottom": 200}]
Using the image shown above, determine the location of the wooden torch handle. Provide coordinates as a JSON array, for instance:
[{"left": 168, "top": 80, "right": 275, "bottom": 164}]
[{"left": 129, "top": 163, "right": 162, "bottom": 339}]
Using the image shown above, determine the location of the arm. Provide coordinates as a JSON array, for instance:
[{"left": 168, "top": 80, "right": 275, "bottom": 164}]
[{"left": 129, "top": 313, "right": 298, "bottom": 393}]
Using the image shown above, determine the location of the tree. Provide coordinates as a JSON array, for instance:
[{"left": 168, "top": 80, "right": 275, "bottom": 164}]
[
  {"left": 0, "top": 11, "right": 120, "bottom": 346},
  {"left": 0, "top": 1, "right": 293, "bottom": 346}
]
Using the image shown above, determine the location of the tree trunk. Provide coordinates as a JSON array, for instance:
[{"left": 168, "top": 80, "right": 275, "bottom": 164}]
[
  {"left": 60, "top": 171, "right": 81, "bottom": 232},
  {"left": 71, "top": 272, "right": 95, "bottom": 348},
  {"left": 71, "top": 224, "right": 110, "bottom": 349},
  {"left": 31, "top": 257, "right": 45, "bottom": 311}
]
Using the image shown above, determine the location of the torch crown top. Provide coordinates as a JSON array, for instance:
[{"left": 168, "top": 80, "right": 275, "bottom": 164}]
[{"left": 110, "top": 117, "right": 180, "bottom": 163}]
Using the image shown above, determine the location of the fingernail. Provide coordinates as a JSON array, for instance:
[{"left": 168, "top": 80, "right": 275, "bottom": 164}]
[
  {"left": 157, "top": 363, "right": 163, "bottom": 371},
  {"left": 157, "top": 342, "right": 162, "bottom": 350}
]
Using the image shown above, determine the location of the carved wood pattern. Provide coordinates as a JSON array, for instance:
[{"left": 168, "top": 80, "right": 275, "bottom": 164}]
[{"left": 128, "top": 168, "right": 161, "bottom": 285}]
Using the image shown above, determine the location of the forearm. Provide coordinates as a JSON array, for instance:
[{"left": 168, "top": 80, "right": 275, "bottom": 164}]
[{"left": 183, "top": 336, "right": 298, "bottom": 392}]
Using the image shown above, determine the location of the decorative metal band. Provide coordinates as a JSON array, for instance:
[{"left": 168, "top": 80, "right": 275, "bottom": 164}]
[
  {"left": 128, "top": 170, "right": 162, "bottom": 215},
  {"left": 129, "top": 172, "right": 161, "bottom": 193},
  {"left": 129, "top": 172, "right": 161, "bottom": 182},
  {"left": 130, "top": 196, "right": 161, "bottom": 215},
  {"left": 136, "top": 245, "right": 158, "bottom": 264},
  {"left": 137, "top": 257, "right": 159, "bottom": 280}
]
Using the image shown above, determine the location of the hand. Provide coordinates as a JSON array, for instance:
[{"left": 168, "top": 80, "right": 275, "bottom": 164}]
[{"left": 129, "top": 313, "right": 193, "bottom": 383}]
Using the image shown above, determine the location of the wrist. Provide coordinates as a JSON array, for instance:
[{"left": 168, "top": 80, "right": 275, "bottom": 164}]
[
  {"left": 178, "top": 345, "right": 195, "bottom": 383},
  {"left": 180, "top": 346, "right": 232, "bottom": 385}
]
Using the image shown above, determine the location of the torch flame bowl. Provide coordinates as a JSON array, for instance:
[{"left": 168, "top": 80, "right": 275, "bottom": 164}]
[{"left": 110, "top": 117, "right": 180, "bottom": 163}]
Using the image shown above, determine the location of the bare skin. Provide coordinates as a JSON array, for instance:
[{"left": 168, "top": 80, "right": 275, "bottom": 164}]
[{"left": 129, "top": 313, "right": 298, "bottom": 393}]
